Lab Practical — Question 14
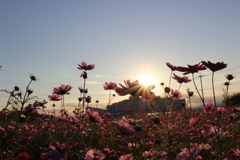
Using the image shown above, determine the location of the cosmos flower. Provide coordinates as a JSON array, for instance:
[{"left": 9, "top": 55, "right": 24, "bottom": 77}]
[
  {"left": 77, "top": 61, "right": 95, "bottom": 70},
  {"left": 85, "top": 149, "right": 105, "bottom": 160},
  {"left": 53, "top": 84, "right": 72, "bottom": 95},
  {"left": 172, "top": 73, "right": 191, "bottom": 84},
  {"left": 176, "top": 146, "right": 202, "bottom": 160},
  {"left": 121, "top": 116, "right": 143, "bottom": 125},
  {"left": 103, "top": 82, "right": 117, "bottom": 90},
  {"left": 115, "top": 80, "right": 155, "bottom": 101},
  {"left": 171, "top": 89, "right": 182, "bottom": 100},
  {"left": 48, "top": 94, "right": 61, "bottom": 101},
  {"left": 119, "top": 154, "right": 134, "bottom": 160},
  {"left": 216, "top": 107, "right": 226, "bottom": 114},
  {"left": 201, "top": 61, "right": 227, "bottom": 72},
  {"left": 166, "top": 62, "right": 180, "bottom": 71},
  {"left": 114, "top": 120, "right": 136, "bottom": 136},
  {"left": 177, "top": 63, "right": 206, "bottom": 75},
  {"left": 15, "top": 152, "right": 31, "bottom": 160},
  {"left": 41, "top": 141, "right": 78, "bottom": 160},
  {"left": 85, "top": 108, "right": 103, "bottom": 123},
  {"left": 189, "top": 118, "right": 198, "bottom": 126},
  {"left": 203, "top": 102, "right": 213, "bottom": 113}
]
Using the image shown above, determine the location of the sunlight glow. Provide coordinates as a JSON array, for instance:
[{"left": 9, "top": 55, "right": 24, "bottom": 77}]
[{"left": 138, "top": 74, "right": 156, "bottom": 86}]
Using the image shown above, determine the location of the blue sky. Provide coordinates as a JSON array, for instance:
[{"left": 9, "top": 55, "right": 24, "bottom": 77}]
[{"left": 1, "top": 1, "right": 240, "bottom": 111}]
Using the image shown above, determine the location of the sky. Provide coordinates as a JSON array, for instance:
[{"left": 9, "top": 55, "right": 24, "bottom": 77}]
[{"left": 1, "top": 1, "right": 240, "bottom": 112}]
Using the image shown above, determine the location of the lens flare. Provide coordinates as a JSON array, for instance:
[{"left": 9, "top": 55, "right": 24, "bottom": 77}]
[{"left": 138, "top": 74, "right": 156, "bottom": 86}]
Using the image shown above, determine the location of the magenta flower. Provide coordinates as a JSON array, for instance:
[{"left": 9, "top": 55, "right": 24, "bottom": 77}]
[
  {"left": 178, "top": 63, "right": 206, "bottom": 75},
  {"left": 48, "top": 94, "right": 61, "bottom": 101},
  {"left": 201, "top": 61, "right": 227, "bottom": 72},
  {"left": 53, "top": 84, "right": 72, "bottom": 95},
  {"left": 176, "top": 146, "right": 202, "bottom": 160},
  {"left": 85, "top": 108, "right": 103, "bottom": 123},
  {"left": 119, "top": 154, "right": 134, "bottom": 160},
  {"left": 166, "top": 62, "right": 179, "bottom": 71},
  {"left": 15, "top": 152, "right": 31, "bottom": 160},
  {"left": 233, "top": 149, "right": 240, "bottom": 158},
  {"left": 77, "top": 61, "right": 95, "bottom": 70},
  {"left": 103, "top": 82, "right": 117, "bottom": 90},
  {"left": 85, "top": 149, "right": 105, "bottom": 160},
  {"left": 217, "top": 107, "right": 226, "bottom": 114},
  {"left": 121, "top": 116, "right": 143, "bottom": 125},
  {"left": 189, "top": 118, "right": 198, "bottom": 126},
  {"left": 171, "top": 89, "right": 182, "bottom": 100},
  {"left": 203, "top": 102, "right": 213, "bottom": 113},
  {"left": 114, "top": 121, "right": 136, "bottom": 136},
  {"left": 172, "top": 73, "right": 191, "bottom": 84},
  {"left": 115, "top": 80, "right": 155, "bottom": 101},
  {"left": 41, "top": 141, "right": 77, "bottom": 160}
]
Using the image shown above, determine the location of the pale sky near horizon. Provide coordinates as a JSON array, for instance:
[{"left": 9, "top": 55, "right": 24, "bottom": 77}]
[{"left": 1, "top": 1, "right": 240, "bottom": 112}]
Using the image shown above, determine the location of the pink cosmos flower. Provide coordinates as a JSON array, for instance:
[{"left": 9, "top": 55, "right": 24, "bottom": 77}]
[
  {"left": 203, "top": 102, "right": 213, "bottom": 113},
  {"left": 177, "top": 63, "right": 206, "bottom": 75},
  {"left": 103, "top": 82, "right": 117, "bottom": 90},
  {"left": 114, "top": 120, "right": 136, "bottom": 136},
  {"left": 171, "top": 89, "right": 182, "bottom": 100},
  {"left": 176, "top": 146, "right": 202, "bottom": 160},
  {"left": 85, "top": 149, "right": 105, "bottom": 160},
  {"left": 189, "top": 118, "right": 198, "bottom": 126},
  {"left": 208, "top": 126, "right": 228, "bottom": 136},
  {"left": 232, "top": 149, "right": 240, "bottom": 157},
  {"left": 119, "top": 154, "right": 134, "bottom": 160},
  {"left": 15, "top": 152, "right": 31, "bottom": 160},
  {"left": 172, "top": 73, "right": 191, "bottom": 84},
  {"left": 217, "top": 107, "right": 226, "bottom": 114},
  {"left": 53, "top": 84, "right": 72, "bottom": 95},
  {"left": 85, "top": 108, "right": 103, "bottom": 123},
  {"left": 41, "top": 141, "right": 77, "bottom": 160},
  {"left": 77, "top": 61, "right": 95, "bottom": 70},
  {"left": 121, "top": 116, "right": 143, "bottom": 125},
  {"left": 115, "top": 80, "right": 155, "bottom": 101},
  {"left": 201, "top": 61, "right": 227, "bottom": 72},
  {"left": 48, "top": 94, "right": 61, "bottom": 101},
  {"left": 166, "top": 62, "right": 179, "bottom": 71}
]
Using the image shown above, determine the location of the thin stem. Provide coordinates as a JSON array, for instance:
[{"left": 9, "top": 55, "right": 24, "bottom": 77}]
[
  {"left": 178, "top": 83, "right": 181, "bottom": 91},
  {"left": 169, "top": 71, "right": 173, "bottom": 88},
  {"left": 199, "top": 74, "right": 205, "bottom": 103},
  {"left": 192, "top": 74, "right": 205, "bottom": 106},
  {"left": 212, "top": 72, "right": 217, "bottom": 108}
]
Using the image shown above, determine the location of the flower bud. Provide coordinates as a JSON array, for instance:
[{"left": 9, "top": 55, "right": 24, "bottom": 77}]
[
  {"left": 225, "top": 74, "right": 235, "bottom": 81},
  {"left": 164, "top": 87, "right": 171, "bottom": 93},
  {"left": 14, "top": 86, "right": 20, "bottom": 91}
]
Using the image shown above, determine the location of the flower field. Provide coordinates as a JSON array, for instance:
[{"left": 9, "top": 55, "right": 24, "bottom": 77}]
[{"left": 0, "top": 61, "right": 239, "bottom": 160}]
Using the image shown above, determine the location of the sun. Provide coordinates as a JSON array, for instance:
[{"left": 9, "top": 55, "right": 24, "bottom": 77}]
[{"left": 137, "top": 74, "right": 156, "bottom": 86}]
